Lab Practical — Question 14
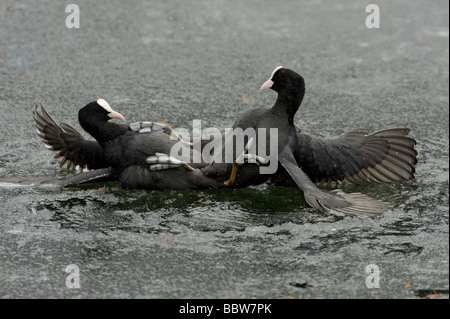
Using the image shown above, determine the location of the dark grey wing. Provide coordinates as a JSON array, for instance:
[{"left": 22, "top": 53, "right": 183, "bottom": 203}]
[
  {"left": 119, "top": 165, "right": 223, "bottom": 190},
  {"left": 43, "top": 168, "right": 113, "bottom": 186},
  {"left": 33, "top": 104, "right": 108, "bottom": 170},
  {"left": 279, "top": 146, "right": 385, "bottom": 217},
  {"left": 295, "top": 128, "right": 417, "bottom": 184},
  {"left": 0, "top": 168, "right": 113, "bottom": 187}
]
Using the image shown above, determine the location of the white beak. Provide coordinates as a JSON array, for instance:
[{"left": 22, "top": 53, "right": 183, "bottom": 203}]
[
  {"left": 108, "top": 111, "right": 125, "bottom": 121},
  {"left": 97, "top": 98, "right": 125, "bottom": 121},
  {"left": 260, "top": 79, "right": 274, "bottom": 91},
  {"left": 259, "top": 66, "right": 283, "bottom": 91}
]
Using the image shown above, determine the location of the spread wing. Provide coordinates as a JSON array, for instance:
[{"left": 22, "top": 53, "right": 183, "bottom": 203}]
[
  {"left": 33, "top": 104, "right": 108, "bottom": 170},
  {"left": 45, "top": 167, "right": 113, "bottom": 186},
  {"left": 0, "top": 168, "right": 113, "bottom": 187},
  {"left": 295, "top": 128, "right": 417, "bottom": 184},
  {"left": 278, "top": 146, "right": 386, "bottom": 217}
]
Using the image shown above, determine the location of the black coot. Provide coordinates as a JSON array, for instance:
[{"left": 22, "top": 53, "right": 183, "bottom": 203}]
[
  {"left": 35, "top": 99, "right": 224, "bottom": 190},
  {"left": 203, "top": 67, "right": 407, "bottom": 216}
]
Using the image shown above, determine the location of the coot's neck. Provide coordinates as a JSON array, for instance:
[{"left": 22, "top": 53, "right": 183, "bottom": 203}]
[
  {"left": 79, "top": 117, "right": 128, "bottom": 146},
  {"left": 272, "top": 86, "right": 305, "bottom": 125}
]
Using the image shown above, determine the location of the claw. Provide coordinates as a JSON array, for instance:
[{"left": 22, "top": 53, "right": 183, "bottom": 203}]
[
  {"left": 146, "top": 153, "right": 195, "bottom": 172},
  {"left": 130, "top": 121, "right": 193, "bottom": 146},
  {"left": 223, "top": 164, "right": 239, "bottom": 186},
  {"left": 237, "top": 154, "right": 268, "bottom": 166},
  {"left": 224, "top": 137, "right": 266, "bottom": 186}
]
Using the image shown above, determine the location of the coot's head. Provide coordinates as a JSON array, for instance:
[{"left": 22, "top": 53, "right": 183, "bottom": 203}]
[
  {"left": 260, "top": 66, "right": 305, "bottom": 94},
  {"left": 78, "top": 99, "right": 125, "bottom": 123}
]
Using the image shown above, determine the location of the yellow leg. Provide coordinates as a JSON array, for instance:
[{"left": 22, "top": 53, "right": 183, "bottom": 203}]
[{"left": 224, "top": 164, "right": 239, "bottom": 186}]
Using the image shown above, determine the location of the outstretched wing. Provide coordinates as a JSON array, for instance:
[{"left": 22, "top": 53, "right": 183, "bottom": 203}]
[
  {"left": 279, "top": 146, "right": 386, "bottom": 217},
  {"left": 43, "top": 167, "right": 113, "bottom": 186},
  {"left": 33, "top": 104, "right": 108, "bottom": 170},
  {"left": 295, "top": 128, "right": 417, "bottom": 184},
  {"left": 0, "top": 168, "right": 113, "bottom": 187}
]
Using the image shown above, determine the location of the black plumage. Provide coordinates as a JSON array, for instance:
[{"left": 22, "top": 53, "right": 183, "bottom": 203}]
[
  {"left": 35, "top": 105, "right": 417, "bottom": 188},
  {"left": 272, "top": 127, "right": 417, "bottom": 186},
  {"left": 202, "top": 67, "right": 391, "bottom": 216},
  {"left": 44, "top": 99, "right": 223, "bottom": 189},
  {"left": 33, "top": 69, "right": 418, "bottom": 216},
  {"left": 33, "top": 104, "right": 108, "bottom": 170}
]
